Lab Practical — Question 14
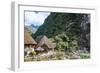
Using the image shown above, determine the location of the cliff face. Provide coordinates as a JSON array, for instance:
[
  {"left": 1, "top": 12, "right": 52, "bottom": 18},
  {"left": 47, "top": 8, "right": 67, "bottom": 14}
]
[
  {"left": 79, "top": 15, "right": 90, "bottom": 51},
  {"left": 33, "top": 12, "right": 90, "bottom": 51}
]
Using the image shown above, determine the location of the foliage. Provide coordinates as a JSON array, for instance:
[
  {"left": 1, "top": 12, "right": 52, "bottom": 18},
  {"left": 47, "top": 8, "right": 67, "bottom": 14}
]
[
  {"left": 30, "top": 12, "right": 91, "bottom": 59},
  {"left": 29, "top": 51, "right": 36, "bottom": 56},
  {"left": 80, "top": 53, "right": 90, "bottom": 59}
]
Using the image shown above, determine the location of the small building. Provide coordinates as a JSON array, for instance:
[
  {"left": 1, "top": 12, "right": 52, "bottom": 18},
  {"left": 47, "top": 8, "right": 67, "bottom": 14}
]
[
  {"left": 24, "top": 30, "right": 37, "bottom": 56},
  {"left": 35, "top": 35, "right": 56, "bottom": 52}
]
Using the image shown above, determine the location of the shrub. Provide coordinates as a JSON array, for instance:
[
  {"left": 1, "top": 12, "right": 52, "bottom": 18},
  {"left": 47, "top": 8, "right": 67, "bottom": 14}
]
[{"left": 80, "top": 53, "right": 90, "bottom": 59}]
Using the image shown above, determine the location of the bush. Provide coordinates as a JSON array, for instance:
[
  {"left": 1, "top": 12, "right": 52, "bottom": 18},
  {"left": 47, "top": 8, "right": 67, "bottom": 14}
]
[
  {"left": 80, "top": 53, "right": 90, "bottom": 59},
  {"left": 29, "top": 51, "right": 36, "bottom": 56}
]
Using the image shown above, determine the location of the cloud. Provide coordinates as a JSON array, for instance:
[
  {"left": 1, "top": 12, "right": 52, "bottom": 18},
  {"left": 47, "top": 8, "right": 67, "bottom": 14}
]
[{"left": 25, "top": 11, "right": 50, "bottom": 26}]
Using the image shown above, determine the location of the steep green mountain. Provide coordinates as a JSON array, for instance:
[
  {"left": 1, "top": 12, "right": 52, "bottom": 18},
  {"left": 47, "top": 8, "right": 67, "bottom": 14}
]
[
  {"left": 34, "top": 13, "right": 82, "bottom": 37},
  {"left": 33, "top": 12, "right": 90, "bottom": 52}
]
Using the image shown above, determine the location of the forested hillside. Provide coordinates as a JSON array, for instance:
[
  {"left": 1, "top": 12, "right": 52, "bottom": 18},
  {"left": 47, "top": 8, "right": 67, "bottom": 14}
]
[{"left": 33, "top": 12, "right": 90, "bottom": 52}]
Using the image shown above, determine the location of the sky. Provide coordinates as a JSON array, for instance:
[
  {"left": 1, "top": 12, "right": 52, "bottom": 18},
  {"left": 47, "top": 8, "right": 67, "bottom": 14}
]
[{"left": 25, "top": 11, "right": 50, "bottom": 26}]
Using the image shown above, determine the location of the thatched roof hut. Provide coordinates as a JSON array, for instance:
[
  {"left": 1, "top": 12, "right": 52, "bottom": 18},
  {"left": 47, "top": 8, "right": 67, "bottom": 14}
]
[
  {"left": 24, "top": 30, "right": 37, "bottom": 45},
  {"left": 36, "top": 35, "right": 56, "bottom": 49}
]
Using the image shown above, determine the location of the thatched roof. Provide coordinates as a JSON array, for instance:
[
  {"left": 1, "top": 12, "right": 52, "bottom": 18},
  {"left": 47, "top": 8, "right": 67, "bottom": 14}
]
[
  {"left": 36, "top": 35, "right": 56, "bottom": 49},
  {"left": 24, "top": 30, "right": 37, "bottom": 44}
]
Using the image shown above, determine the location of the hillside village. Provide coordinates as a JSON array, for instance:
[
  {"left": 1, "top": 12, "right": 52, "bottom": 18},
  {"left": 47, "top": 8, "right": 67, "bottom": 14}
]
[
  {"left": 24, "top": 30, "right": 58, "bottom": 61},
  {"left": 24, "top": 12, "right": 90, "bottom": 62}
]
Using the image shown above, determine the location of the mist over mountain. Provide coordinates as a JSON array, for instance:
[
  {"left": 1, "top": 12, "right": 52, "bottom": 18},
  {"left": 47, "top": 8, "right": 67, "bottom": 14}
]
[
  {"left": 31, "top": 24, "right": 40, "bottom": 29},
  {"left": 24, "top": 24, "right": 40, "bottom": 34}
]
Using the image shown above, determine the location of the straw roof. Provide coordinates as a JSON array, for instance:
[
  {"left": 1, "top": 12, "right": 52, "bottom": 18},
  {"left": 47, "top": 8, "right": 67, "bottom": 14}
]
[
  {"left": 24, "top": 30, "right": 37, "bottom": 44},
  {"left": 36, "top": 35, "right": 56, "bottom": 49}
]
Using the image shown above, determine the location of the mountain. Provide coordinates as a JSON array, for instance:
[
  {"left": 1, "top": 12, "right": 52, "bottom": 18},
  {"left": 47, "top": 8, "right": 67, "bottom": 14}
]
[
  {"left": 24, "top": 24, "right": 40, "bottom": 35},
  {"left": 34, "top": 13, "right": 84, "bottom": 38},
  {"left": 24, "top": 26, "right": 36, "bottom": 35},
  {"left": 33, "top": 12, "right": 90, "bottom": 52},
  {"left": 31, "top": 24, "right": 40, "bottom": 29}
]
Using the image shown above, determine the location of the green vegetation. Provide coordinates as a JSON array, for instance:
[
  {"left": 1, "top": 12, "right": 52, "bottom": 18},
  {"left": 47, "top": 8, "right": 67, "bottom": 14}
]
[
  {"left": 33, "top": 12, "right": 90, "bottom": 52},
  {"left": 80, "top": 53, "right": 90, "bottom": 59}
]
